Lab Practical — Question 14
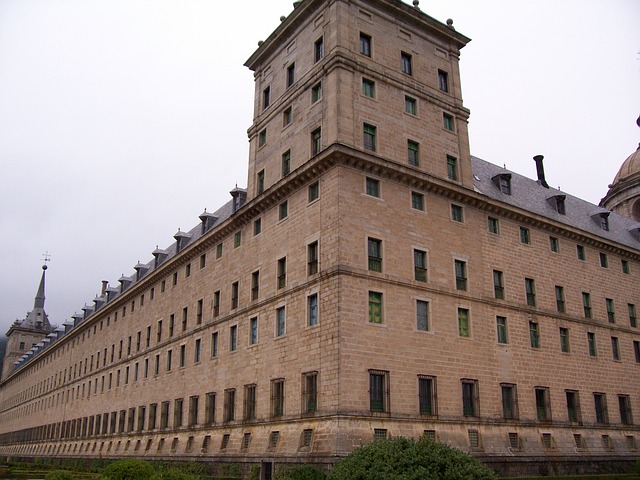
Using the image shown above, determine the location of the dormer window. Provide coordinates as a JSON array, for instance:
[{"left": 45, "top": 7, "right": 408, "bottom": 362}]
[
  {"left": 199, "top": 211, "right": 218, "bottom": 235},
  {"left": 600, "top": 214, "right": 609, "bottom": 231},
  {"left": 492, "top": 173, "right": 512, "bottom": 195},
  {"left": 590, "top": 210, "right": 611, "bottom": 231},
  {"left": 547, "top": 194, "right": 566, "bottom": 215}
]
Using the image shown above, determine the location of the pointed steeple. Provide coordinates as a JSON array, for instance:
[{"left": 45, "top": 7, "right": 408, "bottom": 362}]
[{"left": 34, "top": 265, "right": 47, "bottom": 309}]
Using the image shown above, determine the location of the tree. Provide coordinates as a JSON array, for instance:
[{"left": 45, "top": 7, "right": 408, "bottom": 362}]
[{"left": 327, "top": 436, "right": 496, "bottom": 480}]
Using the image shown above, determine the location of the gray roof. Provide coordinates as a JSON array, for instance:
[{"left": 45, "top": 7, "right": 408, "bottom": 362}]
[{"left": 471, "top": 156, "right": 640, "bottom": 250}]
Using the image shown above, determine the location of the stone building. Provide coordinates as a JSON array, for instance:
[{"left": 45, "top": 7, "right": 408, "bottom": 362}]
[{"left": 0, "top": 0, "right": 638, "bottom": 477}]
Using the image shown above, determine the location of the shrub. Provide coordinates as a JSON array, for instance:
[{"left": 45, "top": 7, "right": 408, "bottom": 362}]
[
  {"left": 635, "top": 457, "right": 640, "bottom": 476},
  {"left": 45, "top": 471, "right": 76, "bottom": 480},
  {"left": 151, "top": 468, "right": 201, "bottom": 480},
  {"left": 273, "top": 465, "right": 326, "bottom": 480},
  {"left": 327, "top": 436, "right": 496, "bottom": 480},
  {"left": 102, "top": 458, "right": 155, "bottom": 480}
]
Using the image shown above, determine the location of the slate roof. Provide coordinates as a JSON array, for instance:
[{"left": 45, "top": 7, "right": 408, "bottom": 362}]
[{"left": 471, "top": 156, "right": 640, "bottom": 250}]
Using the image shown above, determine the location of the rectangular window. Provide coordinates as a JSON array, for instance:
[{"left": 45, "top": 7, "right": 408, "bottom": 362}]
[
  {"left": 407, "top": 139, "right": 419, "bottom": 166},
  {"left": 416, "top": 300, "right": 429, "bottom": 331},
  {"left": 611, "top": 336, "right": 620, "bottom": 361},
  {"left": 216, "top": 242, "right": 223, "bottom": 259},
  {"left": 231, "top": 281, "right": 239, "bottom": 309},
  {"left": 283, "top": 106, "right": 292, "bottom": 126},
  {"left": 458, "top": 308, "right": 470, "bottom": 337},
  {"left": 560, "top": 327, "right": 570, "bottom": 353},
  {"left": 271, "top": 379, "right": 285, "bottom": 417},
  {"left": 535, "top": 387, "right": 551, "bottom": 421},
  {"left": 250, "top": 317, "right": 258, "bottom": 345},
  {"left": 520, "top": 227, "right": 531, "bottom": 244},
  {"left": 629, "top": 303, "right": 637, "bottom": 328},
  {"left": 286, "top": 62, "right": 295, "bottom": 88},
  {"left": 566, "top": 390, "right": 581, "bottom": 423},
  {"left": 194, "top": 338, "right": 201, "bottom": 363},
  {"left": 418, "top": 375, "right": 437, "bottom": 415},
  {"left": 244, "top": 384, "right": 256, "bottom": 421},
  {"left": 282, "top": 150, "right": 291, "bottom": 177},
  {"left": 496, "top": 316, "right": 508, "bottom": 344},
  {"left": 501, "top": 383, "right": 518, "bottom": 419},
  {"left": 577, "top": 244, "right": 586, "bottom": 260},
  {"left": 600, "top": 252, "right": 608, "bottom": 268},
  {"left": 365, "top": 177, "right": 380, "bottom": 197},
  {"left": 555, "top": 286, "right": 565, "bottom": 313},
  {"left": 368, "top": 238, "right": 382, "bottom": 272},
  {"left": 582, "top": 292, "right": 592, "bottom": 318},
  {"left": 447, "top": 155, "right": 458, "bottom": 180},
  {"left": 173, "top": 398, "right": 184, "bottom": 428},
  {"left": 279, "top": 200, "right": 288, "bottom": 220},
  {"left": 213, "top": 290, "right": 220, "bottom": 317},
  {"left": 258, "top": 129, "right": 267, "bottom": 147},
  {"left": 594, "top": 393, "right": 608, "bottom": 424},
  {"left": 302, "top": 372, "right": 318, "bottom": 413},
  {"left": 188, "top": 396, "right": 199, "bottom": 427},
  {"left": 311, "top": 82, "right": 322, "bottom": 102},
  {"left": 314, "top": 37, "right": 324, "bottom": 62},
  {"left": 369, "top": 370, "right": 389, "bottom": 412},
  {"left": 488, "top": 216, "right": 499, "bottom": 234},
  {"left": 223, "top": 389, "right": 235, "bottom": 422},
  {"left": 525, "top": 278, "right": 536, "bottom": 307},
  {"left": 454, "top": 260, "right": 467, "bottom": 290},
  {"left": 362, "top": 78, "right": 375, "bottom": 97},
  {"left": 405, "top": 96, "right": 417, "bottom": 115},
  {"left": 308, "top": 241, "right": 318, "bottom": 275},
  {"left": 588, "top": 332, "right": 597, "bottom": 357},
  {"left": 166, "top": 349, "right": 173, "bottom": 371},
  {"left": 308, "top": 181, "right": 319, "bottom": 202},
  {"left": 621, "top": 259, "right": 630, "bottom": 274},
  {"left": 308, "top": 293, "right": 318, "bottom": 326},
  {"left": 229, "top": 325, "right": 237, "bottom": 352},
  {"left": 251, "top": 271, "right": 259, "bottom": 301},
  {"left": 411, "top": 191, "right": 424, "bottom": 211},
  {"left": 277, "top": 257, "right": 287, "bottom": 288},
  {"left": 148, "top": 403, "right": 157, "bottom": 430},
  {"left": 276, "top": 306, "right": 286, "bottom": 337},
  {"left": 262, "top": 86, "right": 270, "bottom": 109},
  {"left": 619, "top": 395, "right": 633, "bottom": 425},
  {"left": 635, "top": 341, "right": 640, "bottom": 363},
  {"left": 443, "top": 113, "right": 454, "bottom": 131},
  {"left": 414, "top": 249, "right": 427, "bottom": 282},
  {"left": 368, "top": 291, "right": 383, "bottom": 324},
  {"left": 181, "top": 307, "right": 188, "bottom": 331},
  {"left": 205, "top": 392, "right": 216, "bottom": 425},
  {"left": 363, "top": 123, "right": 376, "bottom": 151},
  {"left": 549, "top": 236, "right": 559, "bottom": 252},
  {"left": 606, "top": 298, "right": 615, "bottom": 323},
  {"left": 211, "top": 332, "right": 218, "bottom": 358},
  {"left": 493, "top": 270, "right": 504, "bottom": 299},
  {"left": 234, "top": 231, "right": 241, "bottom": 248},
  {"left": 185, "top": 263, "right": 191, "bottom": 278},
  {"left": 529, "top": 321, "right": 540, "bottom": 348},
  {"left": 359, "top": 33, "right": 371, "bottom": 56},
  {"left": 401, "top": 51, "right": 412, "bottom": 75},
  {"left": 451, "top": 204, "right": 464, "bottom": 222},
  {"left": 311, "top": 127, "right": 321, "bottom": 155},
  {"left": 462, "top": 379, "right": 479, "bottom": 417},
  {"left": 438, "top": 69, "right": 449, "bottom": 92},
  {"left": 160, "top": 402, "right": 170, "bottom": 429},
  {"left": 257, "top": 170, "right": 264, "bottom": 195},
  {"left": 154, "top": 355, "right": 160, "bottom": 375}
]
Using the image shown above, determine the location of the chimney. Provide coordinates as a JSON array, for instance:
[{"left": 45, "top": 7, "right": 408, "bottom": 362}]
[
  {"left": 533, "top": 155, "right": 549, "bottom": 188},
  {"left": 101, "top": 281, "right": 108, "bottom": 296}
]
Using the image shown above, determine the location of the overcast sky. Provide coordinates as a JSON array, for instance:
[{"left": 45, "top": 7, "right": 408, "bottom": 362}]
[{"left": 0, "top": 0, "right": 639, "bottom": 334}]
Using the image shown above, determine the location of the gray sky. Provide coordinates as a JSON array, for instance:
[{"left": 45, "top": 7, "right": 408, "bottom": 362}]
[{"left": 1, "top": 0, "right": 639, "bottom": 334}]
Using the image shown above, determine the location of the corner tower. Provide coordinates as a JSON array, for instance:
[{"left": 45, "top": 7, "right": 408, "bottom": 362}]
[
  {"left": 2, "top": 265, "right": 55, "bottom": 380},
  {"left": 244, "top": 0, "right": 471, "bottom": 201}
]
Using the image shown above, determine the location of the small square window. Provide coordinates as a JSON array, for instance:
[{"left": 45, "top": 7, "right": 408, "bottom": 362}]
[
  {"left": 258, "top": 129, "right": 267, "bottom": 147},
  {"left": 451, "top": 204, "right": 464, "bottom": 222},
  {"left": 519, "top": 227, "right": 530, "bottom": 244},
  {"left": 411, "top": 191, "right": 424, "bottom": 211},
  {"left": 405, "top": 96, "right": 417, "bottom": 115},
  {"left": 366, "top": 177, "right": 380, "bottom": 197},
  {"left": 488, "top": 217, "right": 499, "bottom": 234},
  {"left": 308, "top": 181, "right": 319, "bottom": 202},
  {"left": 279, "top": 201, "right": 288, "bottom": 220},
  {"left": 438, "top": 70, "right": 449, "bottom": 92},
  {"left": 360, "top": 33, "right": 371, "bottom": 57},
  {"left": 311, "top": 82, "right": 322, "bottom": 103},
  {"left": 363, "top": 123, "right": 376, "bottom": 151},
  {"left": 446, "top": 155, "right": 458, "bottom": 181},
  {"left": 401, "top": 51, "right": 412, "bottom": 75},
  {"left": 407, "top": 140, "right": 419, "bottom": 166},
  {"left": 549, "top": 236, "right": 559, "bottom": 253},
  {"left": 362, "top": 78, "right": 375, "bottom": 98},
  {"left": 443, "top": 113, "right": 454, "bottom": 131}
]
